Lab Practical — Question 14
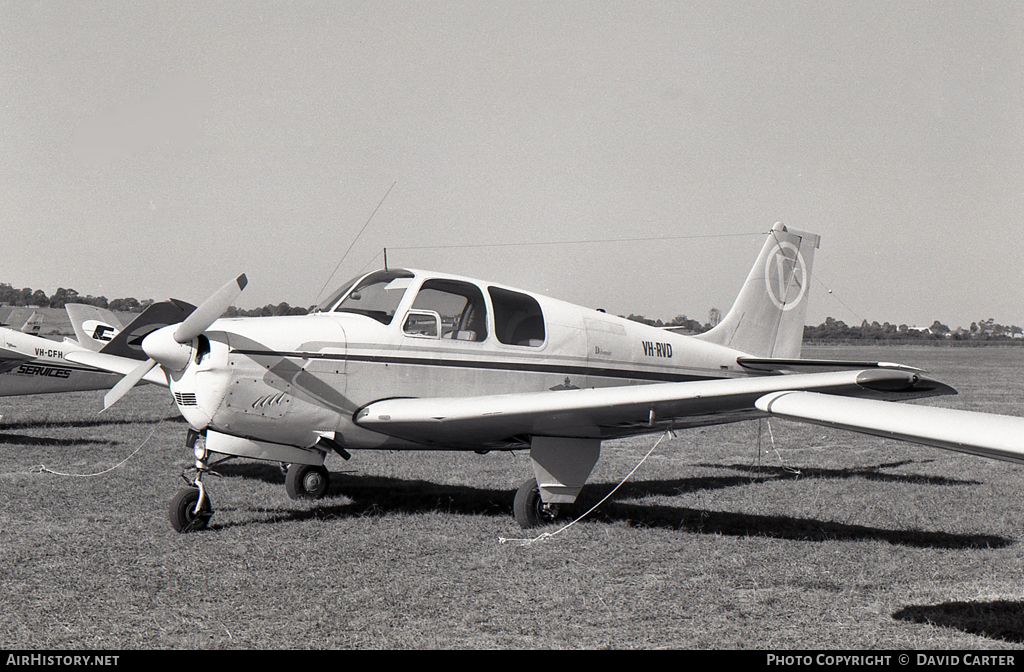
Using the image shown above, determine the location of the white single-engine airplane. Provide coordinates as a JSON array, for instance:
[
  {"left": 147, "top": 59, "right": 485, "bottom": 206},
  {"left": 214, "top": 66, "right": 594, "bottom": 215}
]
[
  {"left": 68, "top": 223, "right": 1024, "bottom": 533},
  {"left": 0, "top": 302, "right": 199, "bottom": 398},
  {"left": 0, "top": 304, "right": 128, "bottom": 397}
]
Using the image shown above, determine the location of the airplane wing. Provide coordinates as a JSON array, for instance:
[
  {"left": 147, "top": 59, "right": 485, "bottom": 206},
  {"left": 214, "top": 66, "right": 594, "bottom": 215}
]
[
  {"left": 64, "top": 350, "right": 170, "bottom": 386},
  {"left": 756, "top": 391, "right": 1024, "bottom": 465},
  {"left": 354, "top": 369, "right": 955, "bottom": 449},
  {"left": 0, "top": 344, "right": 33, "bottom": 374}
]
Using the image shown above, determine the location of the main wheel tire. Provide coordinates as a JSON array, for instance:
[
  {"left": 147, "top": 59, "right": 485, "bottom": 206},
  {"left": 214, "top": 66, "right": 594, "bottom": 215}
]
[
  {"left": 285, "top": 464, "right": 330, "bottom": 500},
  {"left": 169, "top": 487, "right": 213, "bottom": 533},
  {"left": 513, "top": 478, "right": 561, "bottom": 529}
]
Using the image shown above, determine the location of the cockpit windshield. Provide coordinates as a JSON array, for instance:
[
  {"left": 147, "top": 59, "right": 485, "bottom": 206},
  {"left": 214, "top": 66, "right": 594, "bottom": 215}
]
[
  {"left": 324, "top": 269, "right": 415, "bottom": 325},
  {"left": 315, "top": 277, "right": 359, "bottom": 313}
]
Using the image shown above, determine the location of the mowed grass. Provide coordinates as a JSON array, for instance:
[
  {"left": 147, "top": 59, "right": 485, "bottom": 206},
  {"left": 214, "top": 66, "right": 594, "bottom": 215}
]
[{"left": 2, "top": 345, "right": 1024, "bottom": 649}]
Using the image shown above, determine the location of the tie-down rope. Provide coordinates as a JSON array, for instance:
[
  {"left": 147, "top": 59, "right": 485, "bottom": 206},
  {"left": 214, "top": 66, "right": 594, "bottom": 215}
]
[{"left": 500, "top": 428, "right": 674, "bottom": 546}]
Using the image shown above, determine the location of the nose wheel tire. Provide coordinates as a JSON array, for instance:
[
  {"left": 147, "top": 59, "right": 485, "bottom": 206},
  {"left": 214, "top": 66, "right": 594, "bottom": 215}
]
[
  {"left": 286, "top": 464, "right": 330, "bottom": 500},
  {"left": 169, "top": 487, "right": 213, "bottom": 533},
  {"left": 513, "top": 478, "right": 561, "bottom": 529}
]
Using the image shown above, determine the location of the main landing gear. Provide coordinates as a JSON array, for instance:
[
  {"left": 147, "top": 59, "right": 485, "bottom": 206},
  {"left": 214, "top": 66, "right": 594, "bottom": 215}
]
[
  {"left": 285, "top": 463, "right": 330, "bottom": 500},
  {"left": 513, "top": 478, "right": 561, "bottom": 529}
]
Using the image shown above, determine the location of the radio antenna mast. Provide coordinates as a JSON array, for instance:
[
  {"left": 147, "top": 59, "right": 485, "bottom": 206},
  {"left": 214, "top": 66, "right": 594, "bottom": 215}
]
[{"left": 314, "top": 181, "right": 396, "bottom": 306}]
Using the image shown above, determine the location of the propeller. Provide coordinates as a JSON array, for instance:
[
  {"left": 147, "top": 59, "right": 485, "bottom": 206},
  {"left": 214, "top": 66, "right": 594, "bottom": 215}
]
[{"left": 102, "top": 274, "right": 248, "bottom": 411}]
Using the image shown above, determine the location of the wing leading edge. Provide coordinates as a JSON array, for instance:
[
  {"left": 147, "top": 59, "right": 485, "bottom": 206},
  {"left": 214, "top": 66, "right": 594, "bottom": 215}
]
[{"left": 354, "top": 369, "right": 954, "bottom": 449}]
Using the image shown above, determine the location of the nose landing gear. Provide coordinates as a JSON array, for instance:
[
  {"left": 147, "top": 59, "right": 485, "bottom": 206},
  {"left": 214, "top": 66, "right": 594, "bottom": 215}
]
[
  {"left": 169, "top": 429, "right": 215, "bottom": 533},
  {"left": 169, "top": 483, "right": 213, "bottom": 533}
]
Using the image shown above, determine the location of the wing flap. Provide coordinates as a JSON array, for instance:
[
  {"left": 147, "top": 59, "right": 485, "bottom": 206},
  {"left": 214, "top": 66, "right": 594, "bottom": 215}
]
[
  {"left": 354, "top": 369, "right": 954, "bottom": 449},
  {"left": 756, "top": 390, "right": 1024, "bottom": 465}
]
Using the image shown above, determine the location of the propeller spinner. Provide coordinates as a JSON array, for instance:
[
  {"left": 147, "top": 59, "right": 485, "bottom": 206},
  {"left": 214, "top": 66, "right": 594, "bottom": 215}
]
[{"left": 102, "top": 274, "right": 248, "bottom": 411}]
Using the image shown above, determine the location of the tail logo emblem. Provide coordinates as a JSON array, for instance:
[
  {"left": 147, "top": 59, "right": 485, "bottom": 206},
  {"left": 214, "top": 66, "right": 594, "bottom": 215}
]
[{"left": 764, "top": 242, "right": 807, "bottom": 311}]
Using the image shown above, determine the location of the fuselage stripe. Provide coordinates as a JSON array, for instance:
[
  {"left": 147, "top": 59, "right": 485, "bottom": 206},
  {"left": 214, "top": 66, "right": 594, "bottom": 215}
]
[{"left": 228, "top": 348, "right": 722, "bottom": 384}]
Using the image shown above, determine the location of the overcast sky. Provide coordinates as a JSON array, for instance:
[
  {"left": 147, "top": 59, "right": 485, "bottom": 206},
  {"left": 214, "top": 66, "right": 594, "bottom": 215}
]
[{"left": 3, "top": 1, "right": 1022, "bottom": 328}]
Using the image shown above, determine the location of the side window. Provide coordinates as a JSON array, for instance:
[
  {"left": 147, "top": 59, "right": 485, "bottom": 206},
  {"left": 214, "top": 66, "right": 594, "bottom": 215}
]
[
  {"left": 489, "top": 287, "right": 545, "bottom": 347},
  {"left": 402, "top": 310, "right": 441, "bottom": 338},
  {"left": 409, "top": 279, "right": 488, "bottom": 342}
]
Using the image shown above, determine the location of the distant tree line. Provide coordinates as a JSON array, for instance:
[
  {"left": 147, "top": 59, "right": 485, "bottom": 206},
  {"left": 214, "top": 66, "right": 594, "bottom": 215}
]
[
  {"left": 803, "top": 317, "right": 1024, "bottom": 343},
  {"left": 624, "top": 313, "right": 712, "bottom": 333},
  {"left": 0, "top": 282, "right": 153, "bottom": 312},
  {"left": 222, "top": 303, "right": 310, "bottom": 318},
  {"left": 627, "top": 310, "right": 1024, "bottom": 344},
  {"left": 0, "top": 281, "right": 311, "bottom": 317}
]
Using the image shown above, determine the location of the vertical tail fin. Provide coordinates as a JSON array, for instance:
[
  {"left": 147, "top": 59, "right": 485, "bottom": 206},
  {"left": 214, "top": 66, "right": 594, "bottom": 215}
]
[
  {"left": 98, "top": 299, "right": 196, "bottom": 361},
  {"left": 65, "top": 304, "right": 125, "bottom": 351},
  {"left": 20, "top": 312, "right": 42, "bottom": 335},
  {"left": 695, "top": 222, "right": 819, "bottom": 358}
]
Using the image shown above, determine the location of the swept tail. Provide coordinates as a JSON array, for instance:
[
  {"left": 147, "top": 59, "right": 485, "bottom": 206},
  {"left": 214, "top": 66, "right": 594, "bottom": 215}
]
[
  {"left": 696, "top": 222, "right": 819, "bottom": 358},
  {"left": 65, "top": 304, "right": 125, "bottom": 351}
]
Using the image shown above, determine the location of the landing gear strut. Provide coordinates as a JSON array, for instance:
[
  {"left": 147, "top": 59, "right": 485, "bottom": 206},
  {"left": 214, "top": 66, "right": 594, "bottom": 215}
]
[
  {"left": 286, "top": 463, "right": 330, "bottom": 499},
  {"left": 169, "top": 429, "right": 214, "bottom": 533},
  {"left": 513, "top": 478, "right": 561, "bottom": 529}
]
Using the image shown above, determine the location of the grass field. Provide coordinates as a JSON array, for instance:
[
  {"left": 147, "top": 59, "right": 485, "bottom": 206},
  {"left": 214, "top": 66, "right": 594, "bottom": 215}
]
[{"left": 2, "top": 345, "right": 1024, "bottom": 649}]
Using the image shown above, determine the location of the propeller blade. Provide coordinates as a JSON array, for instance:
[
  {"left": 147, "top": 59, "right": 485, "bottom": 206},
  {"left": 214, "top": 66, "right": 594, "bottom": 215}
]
[
  {"left": 102, "top": 358, "right": 157, "bottom": 412},
  {"left": 173, "top": 274, "right": 248, "bottom": 344}
]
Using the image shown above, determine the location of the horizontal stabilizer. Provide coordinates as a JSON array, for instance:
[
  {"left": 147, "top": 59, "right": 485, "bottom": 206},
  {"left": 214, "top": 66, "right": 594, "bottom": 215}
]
[
  {"left": 737, "top": 357, "right": 923, "bottom": 374},
  {"left": 756, "top": 391, "right": 1024, "bottom": 465}
]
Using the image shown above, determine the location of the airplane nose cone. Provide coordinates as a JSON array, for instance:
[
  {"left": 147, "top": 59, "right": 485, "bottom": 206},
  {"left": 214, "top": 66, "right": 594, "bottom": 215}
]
[{"left": 142, "top": 325, "right": 194, "bottom": 372}]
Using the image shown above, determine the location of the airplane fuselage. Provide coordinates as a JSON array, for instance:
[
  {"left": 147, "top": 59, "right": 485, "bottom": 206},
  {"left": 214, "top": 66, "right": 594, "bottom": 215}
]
[
  {"left": 0, "top": 328, "right": 120, "bottom": 396},
  {"left": 165, "top": 269, "right": 754, "bottom": 452}
]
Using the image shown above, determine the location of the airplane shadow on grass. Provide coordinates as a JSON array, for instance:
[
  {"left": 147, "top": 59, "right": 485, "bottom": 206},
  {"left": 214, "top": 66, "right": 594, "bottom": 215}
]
[
  {"left": 0, "top": 415, "right": 186, "bottom": 432},
  {"left": 0, "top": 431, "right": 117, "bottom": 447},
  {"left": 702, "top": 459, "right": 981, "bottom": 487},
  {"left": 0, "top": 415, "right": 186, "bottom": 448},
  {"left": 208, "top": 460, "right": 1009, "bottom": 549},
  {"left": 893, "top": 601, "right": 1024, "bottom": 644}
]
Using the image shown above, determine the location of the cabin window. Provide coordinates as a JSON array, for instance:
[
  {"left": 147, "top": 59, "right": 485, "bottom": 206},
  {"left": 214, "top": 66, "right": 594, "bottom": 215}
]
[
  {"left": 332, "top": 269, "right": 414, "bottom": 325},
  {"left": 488, "top": 287, "right": 545, "bottom": 346},
  {"left": 402, "top": 310, "right": 441, "bottom": 339},
  {"left": 409, "top": 279, "right": 488, "bottom": 342}
]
